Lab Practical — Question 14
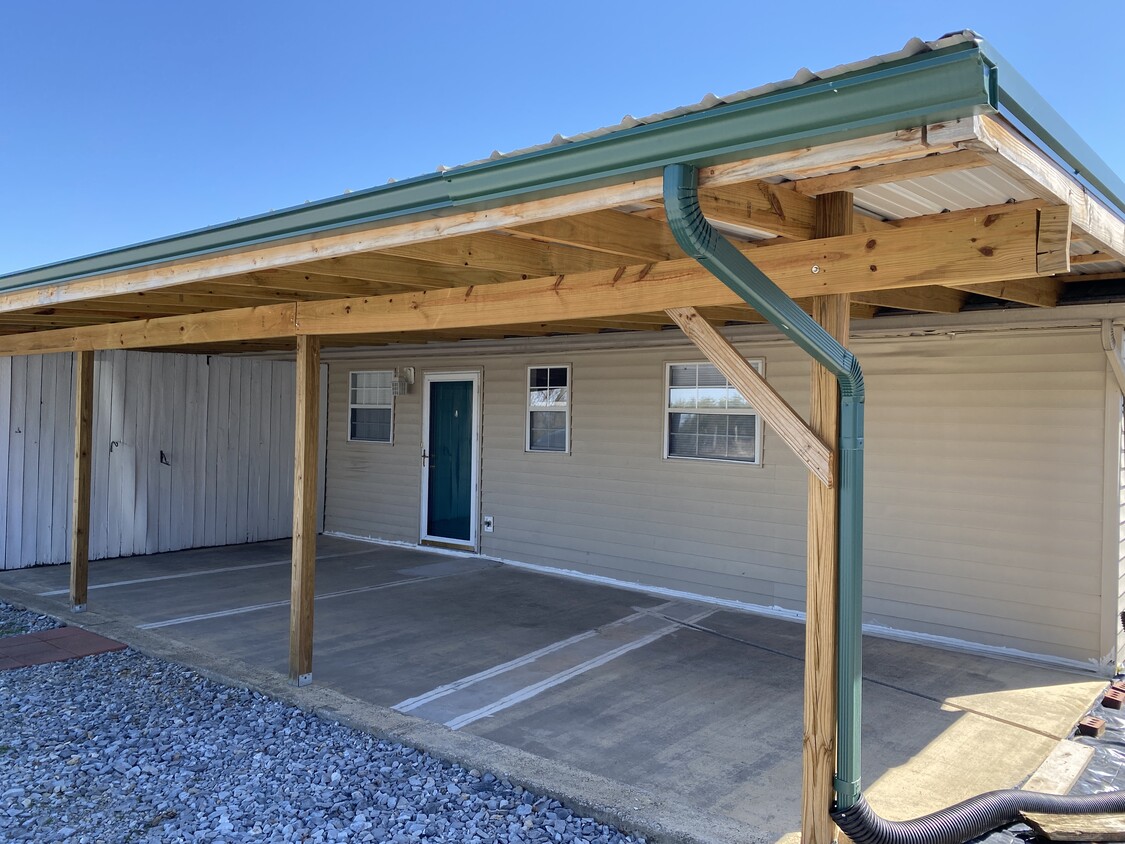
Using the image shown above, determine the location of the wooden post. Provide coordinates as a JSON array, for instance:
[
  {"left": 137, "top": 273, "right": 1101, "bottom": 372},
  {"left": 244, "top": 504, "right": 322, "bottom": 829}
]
[
  {"left": 289, "top": 335, "right": 321, "bottom": 686},
  {"left": 802, "top": 192, "right": 853, "bottom": 844},
  {"left": 69, "top": 351, "right": 95, "bottom": 612}
]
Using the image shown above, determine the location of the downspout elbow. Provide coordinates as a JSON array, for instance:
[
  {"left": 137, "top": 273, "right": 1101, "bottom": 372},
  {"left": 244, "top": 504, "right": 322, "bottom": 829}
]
[{"left": 663, "top": 164, "right": 864, "bottom": 403}]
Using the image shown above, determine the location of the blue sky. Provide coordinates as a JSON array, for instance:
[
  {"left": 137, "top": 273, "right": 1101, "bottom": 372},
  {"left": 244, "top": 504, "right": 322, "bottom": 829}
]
[{"left": 1, "top": 1, "right": 1122, "bottom": 274}]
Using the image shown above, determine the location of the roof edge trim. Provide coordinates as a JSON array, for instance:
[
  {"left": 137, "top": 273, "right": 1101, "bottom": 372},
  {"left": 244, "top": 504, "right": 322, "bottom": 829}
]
[
  {"left": 978, "top": 37, "right": 1125, "bottom": 215},
  {"left": 3, "top": 42, "right": 995, "bottom": 293}
]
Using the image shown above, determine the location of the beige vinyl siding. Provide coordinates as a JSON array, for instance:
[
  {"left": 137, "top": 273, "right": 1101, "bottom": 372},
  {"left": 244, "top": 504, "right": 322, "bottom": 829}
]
[
  {"left": 1118, "top": 396, "right": 1125, "bottom": 664},
  {"left": 862, "top": 335, "right": 1105, "bottom": 661},
  {"left": 325, "top": 365, "right": 422, "bottom": 545},
  {"left": 324, "top": 328, "right": 1108, "bottom": 664}
]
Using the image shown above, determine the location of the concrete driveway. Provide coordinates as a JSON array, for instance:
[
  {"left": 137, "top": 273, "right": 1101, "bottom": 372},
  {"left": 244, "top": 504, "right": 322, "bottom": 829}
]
[{"left": 0, "top": 536, "right": 1106, "bottom": 843}]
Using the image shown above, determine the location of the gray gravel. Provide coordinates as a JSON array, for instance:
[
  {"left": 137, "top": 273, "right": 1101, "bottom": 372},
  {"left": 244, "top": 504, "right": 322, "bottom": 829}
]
[
  {"left": 0, "top": 599, "right": 62, "bottom": 636},
  {"left": 0, "top": 604, "right": 646, "bottom": 844}
]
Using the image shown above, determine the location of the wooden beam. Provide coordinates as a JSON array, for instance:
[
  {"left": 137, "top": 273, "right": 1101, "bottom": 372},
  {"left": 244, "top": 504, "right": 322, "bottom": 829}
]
[
  {"left": 1071, "top": 252, "right": 1120, "bottom": 266},
  {"left": 791, "top": 150, "right": 990, "bottom": 195},
  {"left": 1037, "top": 206, "right": 1072, "bottom": 274},
  {"left": 69, "top": 350, "right": 94, "bottom": 612},
  {"left": 1022, "top": 812, "right": 1125, "bottom": 842},
  {"left": 949, "top": 277, "right": 1065, "bottom": 307},
  {"left": 382, "top": 232, "right": 626, "bottom": 276},
  {"left": 0, "top": 203, "right": 1053, "bottom": 356},
  {"left": 666, "top": 307, "right": 832, "bottom": 486},
  {"left": 295, "top": 204, "right": 1050, "bottom": 337},
  {"left": 698, "top": 182, "right": 818, "bottom": 240},
  {"left": 289, "top": 335, "right": 320, "bottom": 686},
  {"left": 802, "top": 191, "right": 851, "bottom": 844},
  {"left": 851, "top": 286, "right": 968, "bottom": 313},
  {"left": 507, "top": 209, "right": 682, "bottom": 262},
  {"left": 291, "top": 254, "right": 523, "bottom": 288},
  {"left": 0, "top": 304, "right": 296, "bottom": 355},
  {"left": 645, "top": 183, "right": 892, "bottom": 242},
  {"left": 850, "top": 303, "right": 877, "bottom": 320},
  {"left": 966, "top": 115, "right": 1125, "bottom": 262},
  {"left": 228, "top": 270, "right": 409, "bottom": 297}
]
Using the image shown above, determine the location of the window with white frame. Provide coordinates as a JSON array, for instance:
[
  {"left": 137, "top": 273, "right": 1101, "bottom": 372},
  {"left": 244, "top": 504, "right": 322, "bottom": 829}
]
[
  {"left": 527, "top": 365, "right": 570, "bottom": 453},
  {"left": 665, "top": 361, "right": 761, "bottom": 464},
  {"left": 349, "top": 370, "right": 394, "bottom": 443}
]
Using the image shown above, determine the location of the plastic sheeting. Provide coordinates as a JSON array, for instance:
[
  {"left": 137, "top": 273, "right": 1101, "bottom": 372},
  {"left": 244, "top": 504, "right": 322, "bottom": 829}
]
[{"left": 977, "top": 677, "right": 1125, "bottom": 843}]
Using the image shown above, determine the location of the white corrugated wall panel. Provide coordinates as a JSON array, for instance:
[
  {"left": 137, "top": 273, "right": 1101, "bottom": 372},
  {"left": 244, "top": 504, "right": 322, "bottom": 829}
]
[
  {"left": 0, "top": 350, "right": 300, "bottom": 570},
  {"left": 323, "top": 329, "right": 1110, "bottom": 664}
]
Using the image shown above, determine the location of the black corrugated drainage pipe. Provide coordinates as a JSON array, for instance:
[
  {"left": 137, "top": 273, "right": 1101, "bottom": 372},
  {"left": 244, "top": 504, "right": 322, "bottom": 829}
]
[{"left": 662, "top": 162, "right": 1125, "bottom": 844}]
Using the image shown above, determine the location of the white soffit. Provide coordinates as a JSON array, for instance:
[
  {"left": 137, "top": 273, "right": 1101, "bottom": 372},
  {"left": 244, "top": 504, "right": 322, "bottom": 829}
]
[{"left": 852, "top": 166, "right": 1038, "bottom": 220}]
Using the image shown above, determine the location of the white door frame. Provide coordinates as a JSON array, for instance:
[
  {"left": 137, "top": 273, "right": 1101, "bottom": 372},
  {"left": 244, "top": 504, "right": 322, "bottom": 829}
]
[{"left": 420, "top": 370, "right": 481, "bottom": 550}]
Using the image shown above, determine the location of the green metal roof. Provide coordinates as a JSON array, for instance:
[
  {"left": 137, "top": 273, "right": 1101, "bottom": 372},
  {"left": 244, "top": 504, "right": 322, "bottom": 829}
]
[{"left": 2, "top": 33, "right": 1122, "bottom": 295}]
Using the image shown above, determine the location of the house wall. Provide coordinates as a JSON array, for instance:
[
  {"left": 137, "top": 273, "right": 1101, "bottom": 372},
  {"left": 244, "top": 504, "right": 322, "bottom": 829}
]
[
  {"left": 0, "top": 350, "right": 302, "bottom": 569},
  {"left": 1117, "top": 391, "right": 1125, "bottom": 665},
  {"left": 323, "top": 326, "right": 1111, "bottom": 667}
]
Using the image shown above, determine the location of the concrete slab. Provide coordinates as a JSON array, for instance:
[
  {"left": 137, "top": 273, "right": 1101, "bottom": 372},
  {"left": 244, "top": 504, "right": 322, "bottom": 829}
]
[{"left": 0, "top": 538, "right": 1107, "bottom": 844}]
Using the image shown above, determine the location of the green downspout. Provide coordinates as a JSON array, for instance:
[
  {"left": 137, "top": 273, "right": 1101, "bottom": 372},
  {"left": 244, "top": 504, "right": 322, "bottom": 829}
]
[{"left": 663, "top": 163, "right": 865, "bottom": 810}]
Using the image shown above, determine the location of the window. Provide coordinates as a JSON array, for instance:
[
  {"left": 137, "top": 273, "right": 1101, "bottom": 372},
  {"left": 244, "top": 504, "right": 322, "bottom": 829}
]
[
  {"left": 349, "top": 370, "right": 394, "bottom": 442},
  {"left": 527, "top": 365, "right": 570, "bottom": 453},
  {"left": 665, "top": 361, "right": 761, "bottom": 464}
]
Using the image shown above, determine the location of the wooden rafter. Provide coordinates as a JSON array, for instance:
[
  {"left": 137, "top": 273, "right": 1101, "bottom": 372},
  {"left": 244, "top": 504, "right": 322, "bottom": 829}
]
[
  {"left": 950, "top": 277, "right": 1065, "bottom": 307},
  {"left": 697, "top": 182, "right": 817, "bottom": 240},
  {"left": 1070, "top": 252, "right": 1120, "bottom": 266},
  {"left": 506, "top": 210, "right": 681, "bottom": 262},
  {"left": 851, "top": 286, "right": 968, "bottom": 314},
  {"left": 290, "top": 254, "right": 523, "bottom": 288},
  {"left": 790, "top": 149, "right": 990, "bottom": 195},
  {"left": 381, "top": 231, "right": 628, "bottom": 276}
]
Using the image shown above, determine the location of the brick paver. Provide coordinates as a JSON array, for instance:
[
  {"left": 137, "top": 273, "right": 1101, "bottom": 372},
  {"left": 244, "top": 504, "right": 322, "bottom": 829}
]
[{"left": 0, "top": 626, "right": 126, "bottom": 669}]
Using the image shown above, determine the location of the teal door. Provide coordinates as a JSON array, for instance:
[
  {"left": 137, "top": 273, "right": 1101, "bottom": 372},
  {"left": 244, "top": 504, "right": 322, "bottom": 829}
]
[{"left": 425, "top": 379, "right": 474, "bottom": 543}]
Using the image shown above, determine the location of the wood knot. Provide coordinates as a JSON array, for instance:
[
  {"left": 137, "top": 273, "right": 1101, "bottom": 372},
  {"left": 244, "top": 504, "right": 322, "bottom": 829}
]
[
  {"left": 978, "top": 246, "right": 995, "bottom": 257},
  {"left": 983, "top": 214, "right": 1000, "bottom": 227},
  {"left": 344, "top": 305, "right": 352, "bottom": 314},
  {"left": 868, "top": 264, "right": 877, "bottom": 272},
  {"left": 865, "top": 239, "right": 876, "bottom": 250}
]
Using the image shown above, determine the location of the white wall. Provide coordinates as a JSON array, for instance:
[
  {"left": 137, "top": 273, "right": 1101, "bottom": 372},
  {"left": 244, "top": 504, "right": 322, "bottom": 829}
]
[
  {"left": 0, "top": 350, "right": 306, "bottom": 569},
  {"left": 322, "top": 327, "right": 1112, "bottom": 667}
]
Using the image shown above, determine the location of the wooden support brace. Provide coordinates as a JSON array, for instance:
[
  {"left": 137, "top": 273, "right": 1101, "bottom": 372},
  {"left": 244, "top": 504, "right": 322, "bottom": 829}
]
[
  {"left": 665, "top": 307, "right": 833, "bottom": 487},
  {"left": 802, "top": 192, "right": 851, "bottom": 844},
  {"left": 289, "top": 335, "right": 321, "bottom": 686},
  {"left": 69, "top": 350, "right": 94, "bottom": 612}
]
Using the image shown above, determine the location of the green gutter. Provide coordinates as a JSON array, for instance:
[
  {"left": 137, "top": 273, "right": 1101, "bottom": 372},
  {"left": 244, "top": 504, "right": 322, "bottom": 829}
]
[
  {"left": 976, "top": 36, "right": 1125, "bottom": 214},
  {"left": 0, "top": 41, "right": 996, "bottom": 293}
]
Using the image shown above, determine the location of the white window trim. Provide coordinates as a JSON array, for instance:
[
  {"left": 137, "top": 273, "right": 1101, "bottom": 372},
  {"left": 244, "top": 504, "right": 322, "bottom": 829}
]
[
  {"left": 347, "top": 369, "right": 395, "bottom": 444},
  {"left": 662, "top": 359, "right": 763, "bottom": 465},
  {"left": 525, "top": 364, "right": 571, "bottom": 454}
]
